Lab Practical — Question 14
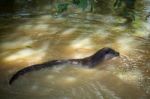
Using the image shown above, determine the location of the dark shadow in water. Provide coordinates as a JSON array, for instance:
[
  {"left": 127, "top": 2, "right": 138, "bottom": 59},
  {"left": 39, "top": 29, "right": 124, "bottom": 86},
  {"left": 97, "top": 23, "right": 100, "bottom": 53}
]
[{"left": 0, "top": 0, "right": 15, "bottom": 17}]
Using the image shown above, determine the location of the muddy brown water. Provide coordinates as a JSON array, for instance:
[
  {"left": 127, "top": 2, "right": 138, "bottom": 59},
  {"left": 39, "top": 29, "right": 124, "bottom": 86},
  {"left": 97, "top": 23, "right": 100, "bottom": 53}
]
[{"left": 0, "top": 14, "right": 150, "bottom": 99}]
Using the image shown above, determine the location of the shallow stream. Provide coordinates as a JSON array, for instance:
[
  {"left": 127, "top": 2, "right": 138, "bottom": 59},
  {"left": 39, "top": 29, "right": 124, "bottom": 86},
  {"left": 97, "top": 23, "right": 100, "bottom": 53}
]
[{"left": 0, "top": 13, "right": 150, "bottom": 99}]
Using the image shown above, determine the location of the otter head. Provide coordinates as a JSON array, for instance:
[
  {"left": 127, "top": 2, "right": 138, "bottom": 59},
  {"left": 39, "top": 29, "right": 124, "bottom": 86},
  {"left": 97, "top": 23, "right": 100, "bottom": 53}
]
[
  {"left": 101, "top": 47, "right": 120, "bottom": 61},
  {"left": 90, "top": 47, "right": 120, "bottom": 66}
]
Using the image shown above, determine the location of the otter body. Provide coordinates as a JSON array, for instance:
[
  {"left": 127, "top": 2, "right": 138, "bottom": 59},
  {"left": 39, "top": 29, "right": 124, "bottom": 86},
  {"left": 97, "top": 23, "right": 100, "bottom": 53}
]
[{"left": 9, "top": 47, "right": 119, "bottom": 85}]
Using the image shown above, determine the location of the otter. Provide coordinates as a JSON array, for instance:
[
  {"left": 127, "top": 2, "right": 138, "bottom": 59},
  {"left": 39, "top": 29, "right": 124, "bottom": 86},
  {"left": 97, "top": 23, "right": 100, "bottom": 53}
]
[{"left": 9, "top": 47, "right": 119, "bottom": 85}]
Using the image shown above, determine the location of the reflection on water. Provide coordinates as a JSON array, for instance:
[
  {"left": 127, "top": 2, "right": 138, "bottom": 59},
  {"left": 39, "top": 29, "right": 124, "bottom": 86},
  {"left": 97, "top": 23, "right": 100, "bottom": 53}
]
[{"left": 0, "top": 13, "right": 149, "bottom": 99}]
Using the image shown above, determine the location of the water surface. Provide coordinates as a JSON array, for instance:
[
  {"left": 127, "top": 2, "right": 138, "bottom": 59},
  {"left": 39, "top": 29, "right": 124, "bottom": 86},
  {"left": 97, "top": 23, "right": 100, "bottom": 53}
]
[{"left": 0, "top": 14, "right": 150, "bottom": 99}]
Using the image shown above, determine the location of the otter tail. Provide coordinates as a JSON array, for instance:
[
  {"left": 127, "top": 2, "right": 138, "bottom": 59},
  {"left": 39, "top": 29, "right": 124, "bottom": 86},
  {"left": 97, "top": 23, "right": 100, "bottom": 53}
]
[{"left": 9, "top": 60, "right": 66, "bottom": 85}]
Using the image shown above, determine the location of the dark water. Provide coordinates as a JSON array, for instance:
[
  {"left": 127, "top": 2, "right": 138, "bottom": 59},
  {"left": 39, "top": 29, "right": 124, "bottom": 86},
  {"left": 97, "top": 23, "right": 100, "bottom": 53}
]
[{"left": 0, "top": 13, "right": 150, "bottom": 99}]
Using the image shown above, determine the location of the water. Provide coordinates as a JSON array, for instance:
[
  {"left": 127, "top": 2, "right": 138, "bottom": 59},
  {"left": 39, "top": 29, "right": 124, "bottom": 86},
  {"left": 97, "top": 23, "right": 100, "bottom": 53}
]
[{"left": 0, "top": 13, "right": 150, "bottom": 99}]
